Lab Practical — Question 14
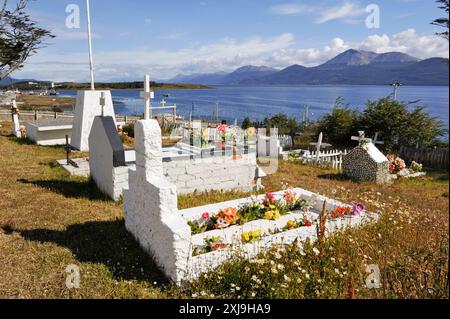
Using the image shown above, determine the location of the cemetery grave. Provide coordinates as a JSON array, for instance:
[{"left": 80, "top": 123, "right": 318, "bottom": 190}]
[
  {"left": 343, "top": 131, "right": 392, "bottom": 184},
  {"left": 25, "top": 119, "right": 73, "bottom": 146},
  {"left": 123, "top": 119, "right": 379, "bottom": 285},
  {"left": 84, "top": 77, "right": 265, "bottom": 200},
  {"left": 0, "top": 119, "right": 447, "bottom": 299}
]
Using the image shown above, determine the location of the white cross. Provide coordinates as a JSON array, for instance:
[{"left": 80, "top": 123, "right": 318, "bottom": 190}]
[
  {"left": 351, "top": 131, "right": 372, "bottom": 146},
  {"left": 140, "top": 74, "right": 154, "bottom": 120},
  {"left": 373, "top": 132, "right": 384, "bottom": 145},
  {"left": 308, "top": 132, "right": 331, "bottom": 162},
  {"left": 315, "top": 132, "right": 323, "bottom": 161},
  {"left": 100, "top": 92, "right": 106, "bottom": 116}
]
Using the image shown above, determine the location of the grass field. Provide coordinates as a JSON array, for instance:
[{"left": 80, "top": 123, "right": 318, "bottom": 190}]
[{"left": 0, "top": 122, "right": 448, "bottom": 299}]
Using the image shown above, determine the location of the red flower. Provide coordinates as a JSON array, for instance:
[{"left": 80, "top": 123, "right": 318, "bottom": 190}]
[
  {"left": 304, "top": 217, "right": 312, "bottom": 227},
  {"left": 211, "top": 243, "right": 226, "bottom": 251},
  {"left": 263, "top": 192, "right": 275, "bottom": 206}
]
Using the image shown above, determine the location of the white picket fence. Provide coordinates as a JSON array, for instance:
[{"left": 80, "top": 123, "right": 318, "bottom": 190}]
[{"left": 283, "top": 149, "right": 348, "bottom": 170}]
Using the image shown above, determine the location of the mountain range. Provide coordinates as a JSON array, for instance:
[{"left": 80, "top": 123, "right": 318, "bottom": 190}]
[{"left": 169, "top": 49, "right": 449, "bottom": 86}]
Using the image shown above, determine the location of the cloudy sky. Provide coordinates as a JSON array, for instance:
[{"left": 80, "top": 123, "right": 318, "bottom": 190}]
[{"left": 12, "top": 0, "right": 450, "bottom": 82}]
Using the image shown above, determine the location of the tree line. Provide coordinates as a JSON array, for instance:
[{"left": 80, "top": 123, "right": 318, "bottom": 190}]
[{"left": 242, "top": 97, "right": 448, "bottom": 150}]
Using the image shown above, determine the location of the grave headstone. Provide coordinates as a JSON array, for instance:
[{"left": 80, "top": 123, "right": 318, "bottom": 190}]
[
  {"left": 89, "top": 116, "right": 128, "bottom": 200},
  {"left": 11, "top": 99, "right": 21, "bottom": 138},
  {"left": 343, "top": 131, "right": 391, "bottom": 184},
  {"left": 70, "top": 90, "right": 116, "bottom": 152},
  {"left": 124, "top": 119, "right": 191, "bottom": 284}
]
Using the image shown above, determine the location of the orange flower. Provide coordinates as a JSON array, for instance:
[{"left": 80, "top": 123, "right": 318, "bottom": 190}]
[
  {"left": 284, "top": 190, "right": 296, "bottom": 204},
  {"left": 216, "top": 207, "right": 239, "bottom": 225},
  {"left": 336, "top": 206, "right": 345, "bottom": 216}
]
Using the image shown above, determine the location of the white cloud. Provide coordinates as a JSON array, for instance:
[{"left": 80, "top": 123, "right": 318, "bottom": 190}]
[
  {"left": 269, "top": 4, "right": 315, "bottom": 15},
  {"left": 316, "top": 1, "right": 366, "bottom": 24},
  {"left": 270, "top": 1, "right": 366, "bottom": 24},
  {"left": 144, "top": 18, "right": 152, "bottom": 25},
  {"left": 159, "top": 32, "right": 187, "bottom": 40},
  {"left": 360, "top": 29, "right": 449, "bottom": 59},
  {"left": 14, "top": 29, "right": 449, "bottom": 82}
]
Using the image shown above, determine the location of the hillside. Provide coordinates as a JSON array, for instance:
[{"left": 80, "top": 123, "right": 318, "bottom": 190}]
[{"left": 170, "top": 50, "right": 449, "bottom": 86}]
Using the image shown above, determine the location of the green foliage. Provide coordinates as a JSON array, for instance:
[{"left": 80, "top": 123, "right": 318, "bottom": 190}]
[
  {"left": 316, "top": 97, "right": 446, "bottom": 150},
  {"left": 358, "top": 98, "right": 446, "bottom": 149},
  {"left": 241, "top": 117, "right": 253, "bottom": 130},
  {"left": 316, "top": 98, "right": 359, "bottom": 147},
  {"left": 1, "top": 1, "right": 54, "bottom": 79},
  {"left": 256, "top": 113, "right": 299, "bottom": 138},
  {"left": 431, "top": 0, "right": 449, "bottom": 41},
  {"left": 121, "top": 123, "right": 135, "bottom": 138}
]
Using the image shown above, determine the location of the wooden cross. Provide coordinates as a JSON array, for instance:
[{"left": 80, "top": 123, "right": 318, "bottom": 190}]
[
  {"left": 309, "top": 132, "right": 331, "bottom": 162},
  {"left": 140, "top": 74, "right": 154, "bottom": 120},
  {"left": 351, "top": 131, "right": 372, "bottom": 146},
  {"left": 99, "top": 92, "right": 106, "bottom": 116},
  {"left": 372, "top": 132, "right": 384, "bottom": 146}
]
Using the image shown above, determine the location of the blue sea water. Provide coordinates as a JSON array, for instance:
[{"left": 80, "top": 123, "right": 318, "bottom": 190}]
[{"left": 59, "top": 85, "right": 449, "bottom": 132}]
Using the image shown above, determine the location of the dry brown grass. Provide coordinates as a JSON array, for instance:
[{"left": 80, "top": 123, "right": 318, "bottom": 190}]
[
  {"left": 0, "top": 121, "right": 448, "bottom": 298},
  {"left": 15, "top": 95, "right": 75, "bottom": 111}
]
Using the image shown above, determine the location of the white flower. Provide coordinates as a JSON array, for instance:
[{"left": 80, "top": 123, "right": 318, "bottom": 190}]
[
  {"left": 313, "top": 247, "right": 320, "bottom": 256},
  {"left": 334, "top": 268, "right": 340, "bottom": 274},
  {"left": 277, "top": 264, "right": 285, "bottom": 271},
  {"left": 284, "top": 275, "right": 291, "bottom": 282},
  {"left": 305, "top": 273, "right": 310, "bottom": 280}
]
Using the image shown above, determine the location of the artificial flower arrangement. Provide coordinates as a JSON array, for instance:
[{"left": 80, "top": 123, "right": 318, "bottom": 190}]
[
  {"left": 192, "top": 236, "right": 227, "bottom": 256},
  {"left": 328, "top": 202, "right": 365, "bottom": 219},
  {"left": 410, "top": 161, "right": 423, "bottom": 173},
  {"left": 387, "top": 154, "right": 406, "bottom": 174},
  {"left": 188, "top": 190, "right": 312, "bottom": 235},
  {"left": 387, "top": 154, "right": 424, "bottom": 177},
  {"left": 216, "top": 124, "right": 238, "bottom": 144}
]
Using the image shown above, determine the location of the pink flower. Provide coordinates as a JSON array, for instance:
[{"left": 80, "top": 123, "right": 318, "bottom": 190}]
[
  {"left": 352, "top": 202, "right": 365, "bottom": 215},
  {"left": 201, "top": 212, "right": 210, "bottom": 219},
  {"left": 217, "top": 124, "right": 228, "bottom": 133}
]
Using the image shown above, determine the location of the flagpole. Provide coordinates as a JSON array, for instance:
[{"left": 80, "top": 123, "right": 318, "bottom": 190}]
[{"left": 86, "top": 0, "right": 95, "bottom": 90}]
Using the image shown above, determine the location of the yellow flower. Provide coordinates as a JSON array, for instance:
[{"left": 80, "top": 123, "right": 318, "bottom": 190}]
[
  {"left": 241, "top": 232, "right": 250, "bottom": 243},
  {"left": 264, "top": 209, "right": 281, "bottom": 220},
  {"left": 252, "top": 230, "right": 263, "bottom": 237},
  {"left": 264, "top": 211, "right": 274, "bottom": 220},
  {"left": 273, "top": 210, "right": 281, "bottom": 220},
  {"left": 285, "top": 220, "right": 296, "bottom": 230},
  {"left": 246, "top": 127, "right": 256, "bottom": 137}
]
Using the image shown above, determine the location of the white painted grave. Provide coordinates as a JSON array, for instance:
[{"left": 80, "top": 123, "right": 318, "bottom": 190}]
[
  {"left": 89, "top": 116, "right": 130, "bottom": 200},
  {"left": 257, "top": 128, "right": 281, "bottom": 158},
  {"left": 11, "top": 99, "right": 21, "bottom": 138},
  {"left": 25, "top": 119, "right": 73, "bottom": 146},
  {"left": 124, "top": 119, "right": 379, "bottom": 285},
  {"left": 70, "top": 90, "right": 116, "bottom": 151}
]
